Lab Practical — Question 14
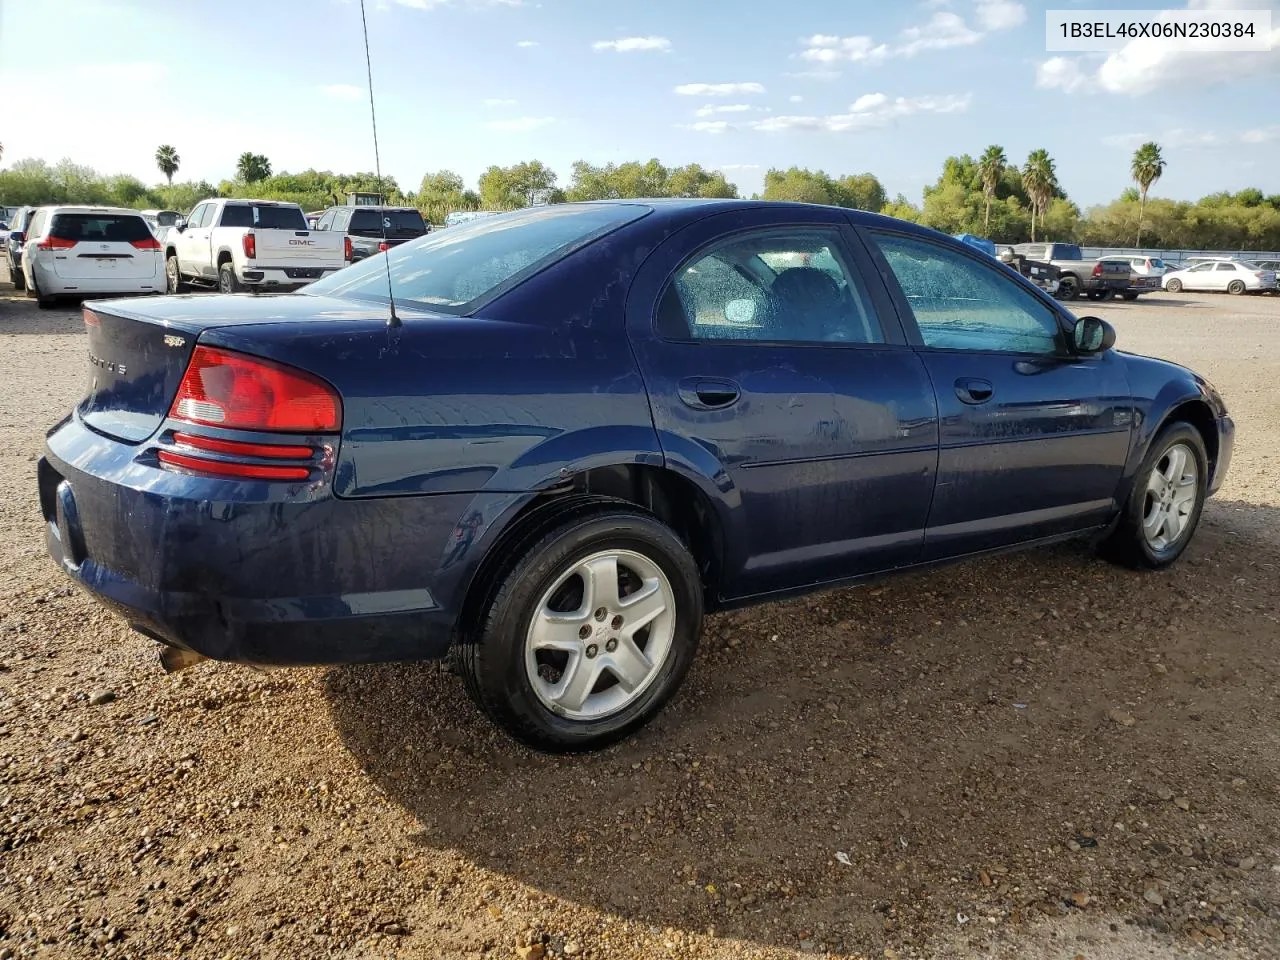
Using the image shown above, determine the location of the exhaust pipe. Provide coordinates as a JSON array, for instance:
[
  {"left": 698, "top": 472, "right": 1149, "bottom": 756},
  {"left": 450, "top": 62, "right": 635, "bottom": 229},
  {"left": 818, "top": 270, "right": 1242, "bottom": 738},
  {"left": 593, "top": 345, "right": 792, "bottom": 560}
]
[{"left": 158, "top": 645, "right": 207, "bottom": 674}]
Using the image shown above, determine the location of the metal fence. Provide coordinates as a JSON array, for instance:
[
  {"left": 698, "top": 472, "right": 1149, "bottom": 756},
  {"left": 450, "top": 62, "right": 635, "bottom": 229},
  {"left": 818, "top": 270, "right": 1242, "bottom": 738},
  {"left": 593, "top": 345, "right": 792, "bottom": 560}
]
[{"left": 1083, "top": 246, "right": 1280, "bottom": 262}]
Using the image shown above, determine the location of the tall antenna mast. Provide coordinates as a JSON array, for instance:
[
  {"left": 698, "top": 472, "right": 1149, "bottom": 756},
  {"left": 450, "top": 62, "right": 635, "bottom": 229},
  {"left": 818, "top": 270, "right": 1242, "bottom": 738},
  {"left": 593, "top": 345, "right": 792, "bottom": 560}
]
[{"left": 359, "top": 0, "right": 400, "bottom": 328}]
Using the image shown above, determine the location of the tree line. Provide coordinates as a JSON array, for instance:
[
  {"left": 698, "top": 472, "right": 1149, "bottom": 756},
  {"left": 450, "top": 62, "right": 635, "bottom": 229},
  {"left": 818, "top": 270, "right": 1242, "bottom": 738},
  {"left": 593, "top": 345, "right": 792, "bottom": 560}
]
[{"left": 3, "top": 143, "right": 1278, "bottom": 251}]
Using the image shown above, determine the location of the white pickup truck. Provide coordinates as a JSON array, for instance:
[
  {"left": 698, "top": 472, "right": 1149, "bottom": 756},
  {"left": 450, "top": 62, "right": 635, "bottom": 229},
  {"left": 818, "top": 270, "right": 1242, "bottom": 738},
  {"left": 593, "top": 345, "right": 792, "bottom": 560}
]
[{"left": 162, "top": 198, "right": 345, "bottom": 295}]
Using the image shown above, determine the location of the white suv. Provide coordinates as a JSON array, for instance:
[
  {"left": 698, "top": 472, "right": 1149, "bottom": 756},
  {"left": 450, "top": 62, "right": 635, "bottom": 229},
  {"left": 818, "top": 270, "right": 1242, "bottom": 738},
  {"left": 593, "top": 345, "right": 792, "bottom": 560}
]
[{"left": 22, "top": 206, "right": 163, "bottom": 309}]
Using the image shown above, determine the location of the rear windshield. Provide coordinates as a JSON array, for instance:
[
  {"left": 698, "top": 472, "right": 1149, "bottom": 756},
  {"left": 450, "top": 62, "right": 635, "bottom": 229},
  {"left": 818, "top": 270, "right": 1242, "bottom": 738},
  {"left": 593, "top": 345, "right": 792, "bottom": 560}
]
[
  {"left": 349, "top": 208, "right": 427, "bottom": 238},
  {"left": 306, "top": 204, "right": 649, "bottom": 314},
  {"left": 49, "top": 213, "right": 151, "bottom": 243},
  {"left": 1053, "top": 244, "right": 1083, "bottom": 259},
  {"left": 219, "top": 204, "right": 308, "bottom": 230}
]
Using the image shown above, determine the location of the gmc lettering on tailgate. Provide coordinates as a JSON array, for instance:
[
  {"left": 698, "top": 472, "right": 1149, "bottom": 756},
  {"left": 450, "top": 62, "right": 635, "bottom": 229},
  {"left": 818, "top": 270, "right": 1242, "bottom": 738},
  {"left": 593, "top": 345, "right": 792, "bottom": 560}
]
[{"left": 289, "top": 239, "right": 316, "bottom": 245}]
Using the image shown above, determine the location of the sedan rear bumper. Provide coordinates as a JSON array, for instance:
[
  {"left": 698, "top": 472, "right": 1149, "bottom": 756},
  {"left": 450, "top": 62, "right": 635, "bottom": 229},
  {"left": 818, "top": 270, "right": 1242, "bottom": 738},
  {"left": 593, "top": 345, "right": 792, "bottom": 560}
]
[{"left": 39, "top": 416, "right": 478, "bottom": 665}]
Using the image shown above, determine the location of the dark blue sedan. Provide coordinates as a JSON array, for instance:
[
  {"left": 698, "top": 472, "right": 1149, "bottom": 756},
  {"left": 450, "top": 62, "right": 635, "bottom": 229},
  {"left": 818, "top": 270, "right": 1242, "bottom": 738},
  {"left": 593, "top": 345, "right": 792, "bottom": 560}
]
[{"left": 39, "top": 200, "right": 1234, "bottom": 751}]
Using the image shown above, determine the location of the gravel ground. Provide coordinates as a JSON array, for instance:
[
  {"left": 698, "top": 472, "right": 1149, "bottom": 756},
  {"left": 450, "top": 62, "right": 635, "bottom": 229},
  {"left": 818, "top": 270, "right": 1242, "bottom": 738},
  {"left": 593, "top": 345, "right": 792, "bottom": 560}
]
[{"left": 1, "top": 284, "right": 1278, "bottom": 960}]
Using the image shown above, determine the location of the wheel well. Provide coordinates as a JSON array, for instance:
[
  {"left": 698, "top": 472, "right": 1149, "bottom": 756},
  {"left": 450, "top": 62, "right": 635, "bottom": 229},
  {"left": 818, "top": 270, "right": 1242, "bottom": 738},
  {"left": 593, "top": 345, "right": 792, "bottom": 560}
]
[
  {"left": 1165, "top": 400, "right": 1218, "bottom": 475},
  {"left": 456, "top": 465, "right": 725, "bottom": 644},
  {"left": 164, "top": 246, "right": 177, "bottom": 260},
  {"left": 216, "top": 251, "right": 233, "bottom": 267}
]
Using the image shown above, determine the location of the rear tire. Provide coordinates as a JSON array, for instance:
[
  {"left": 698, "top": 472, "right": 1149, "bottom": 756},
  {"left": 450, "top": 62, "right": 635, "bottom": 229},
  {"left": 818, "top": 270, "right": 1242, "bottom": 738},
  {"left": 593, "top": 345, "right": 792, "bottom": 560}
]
[
  {"left": 1165, "top": 278, "right": 1183, "bottom": 293},
  {"left": 1099, "top": 422, "right": 1208, "bottom": 570},
  {"left": 29, "top": 274, "right": 55, "bottom": 309},
  {"left": 1227, "top": 279, "right": 1246, "bottom": 295},
  {"left": 218, "top": 262, "right": 242, "bottom": 294},
  {"left": 1122, "top": 292, "right": 1139, "bottom": 301},
  {"left": 9, "top": 267, "right": 24, "bottom": 291},
  {"left": 1055, "top": 275, "right": 1080, "bottom": 301},
  {"left": 457, "top": 505, "right": 704, "bottom": 752}
]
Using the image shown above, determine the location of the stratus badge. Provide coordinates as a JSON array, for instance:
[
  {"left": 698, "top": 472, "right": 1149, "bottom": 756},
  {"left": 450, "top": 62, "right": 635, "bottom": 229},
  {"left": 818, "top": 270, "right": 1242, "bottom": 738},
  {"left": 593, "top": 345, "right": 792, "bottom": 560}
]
[{"left": 163, "top": 335, "right": 186, "bottom": 348}]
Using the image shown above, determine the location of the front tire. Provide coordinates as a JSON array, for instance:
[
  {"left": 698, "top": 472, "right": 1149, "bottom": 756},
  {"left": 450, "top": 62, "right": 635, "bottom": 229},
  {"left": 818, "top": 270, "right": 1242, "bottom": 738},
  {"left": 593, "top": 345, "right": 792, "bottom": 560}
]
[
  {"left": 1165, "top": 278, "right": 1183, "bottom": 293},
  {"left": 1099, "top": 422, "right": 1208, "bottom": 570},
  {"left": 1122, "top": 292, "right": 1139, "bottom": 301},
  {"left": 1227, "top": 279, "right": 1246, "bottom": 295},
  {"left": 218, "top": 262, "right": 242, "bottom": 294},
  {"left": 166, "top": 256, "right": 188, "bottom": 294},
  {"left": 458, "top": 506, "right": 704, "bottom": 752},
  {"left": 9, "top": 267, "right": 24, "bottom": 291}
]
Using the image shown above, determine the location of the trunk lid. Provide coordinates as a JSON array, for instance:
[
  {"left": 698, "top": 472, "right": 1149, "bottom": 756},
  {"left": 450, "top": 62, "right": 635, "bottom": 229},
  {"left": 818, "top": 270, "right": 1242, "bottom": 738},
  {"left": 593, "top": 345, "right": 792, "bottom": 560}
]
[
  {"left": 48, "top": 212, "right": 162, "bottom": 282},
  {"left": 74, "top": 294, "right": 406, "bottom": 443}
]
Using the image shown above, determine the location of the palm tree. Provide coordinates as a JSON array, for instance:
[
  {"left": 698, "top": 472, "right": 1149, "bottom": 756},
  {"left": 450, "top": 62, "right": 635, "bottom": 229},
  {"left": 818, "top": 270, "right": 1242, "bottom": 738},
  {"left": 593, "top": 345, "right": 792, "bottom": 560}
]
[
  {"left": 1130, "top": 141, "right": 1165, "bottom": 248},
  {"left": 977, "top": 145, "right": 1007, "bottom": 233},
  {"left": 155, "top": 145, "right": 180, "bottom": 185},
  {"left": 1021, "top": 149, "right": 1057, "bottom": 242},
  {"left": 235, "top": 152, "right": 272, "bottom": 184}
]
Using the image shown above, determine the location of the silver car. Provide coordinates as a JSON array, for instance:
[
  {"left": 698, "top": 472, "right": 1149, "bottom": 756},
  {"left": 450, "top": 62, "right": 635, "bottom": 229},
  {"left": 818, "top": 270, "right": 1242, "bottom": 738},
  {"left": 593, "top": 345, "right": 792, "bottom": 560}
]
[{"left": 1162, "top": 259, "right": 1278, "bottom": 295}]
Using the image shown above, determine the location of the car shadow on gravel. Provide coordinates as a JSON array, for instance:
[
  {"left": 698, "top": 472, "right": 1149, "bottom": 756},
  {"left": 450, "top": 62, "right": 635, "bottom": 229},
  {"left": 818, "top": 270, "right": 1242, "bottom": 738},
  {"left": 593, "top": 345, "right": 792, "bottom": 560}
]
[{"left": 324, "top": 503, "right": 1280, "bottom": 955}]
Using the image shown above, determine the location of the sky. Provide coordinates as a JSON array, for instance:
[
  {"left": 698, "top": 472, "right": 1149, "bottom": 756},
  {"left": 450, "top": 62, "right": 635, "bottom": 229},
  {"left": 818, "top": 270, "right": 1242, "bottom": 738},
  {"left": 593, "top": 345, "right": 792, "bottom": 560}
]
[{"left": 2, "top": 0, "right": 1278, "bottom": 207}]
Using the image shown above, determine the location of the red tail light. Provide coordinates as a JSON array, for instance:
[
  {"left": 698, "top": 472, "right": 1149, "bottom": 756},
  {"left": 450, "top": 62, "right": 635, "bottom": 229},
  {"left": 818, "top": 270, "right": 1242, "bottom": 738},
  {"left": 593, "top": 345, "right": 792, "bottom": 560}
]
[
  {"left": 343, "top": 235, "right": 352, "bottom": 261},
  {"left": 378, "top": 241, "right": 389, "bottom": 253},
  {"left": 169, "top": 346, "right": 341, "bottom": 433},
  {"left": 172, "top": 432, "right": 313, "bottom": 460},
  {"left": 242, "top": 232, "right": 257, "bottom": 259},
  {"left": 1092, "top": 263, "right": 1103, "bottom": 277},
  {"left": 37, "top": 236, "right": 76, "bottom": 251},
  {"left": 130, "top": 235, "right": 162, "bottom": 250},
  {"left": 157, "top": 450, "right": 311, "bottom": 482}
]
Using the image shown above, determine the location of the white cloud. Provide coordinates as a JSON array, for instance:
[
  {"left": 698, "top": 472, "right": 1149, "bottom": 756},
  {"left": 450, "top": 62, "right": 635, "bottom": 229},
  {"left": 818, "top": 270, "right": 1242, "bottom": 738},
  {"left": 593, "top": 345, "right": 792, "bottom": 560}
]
[
  {"left": 850, "top": 92, "right": 889, "bottom": 111},
  {"left": 674, "top": 82, "right": 766, "bottom": 96},
  {"left": 1036, "top": 55, "right": 1096, "bottom": 92},
  {"left": 515, "top": 40, "right": 539, "bottom": 47},
  {"left": 485, "top": 116, "right": 556, "bottom": 131},
  {"left": 393, "top": 0, "right": 524, "bottom": 7},
  {"left": 789, "top": 95, "right": 804, "bottom": 102},
  {"left": 1241, "top": 125, "right": 1280, "bottom": 144},
  {"left": 593, "top": 36, "right": 671, "bottom": 53},
  {"left": 798, "top": 3, "right": 1023, "bottom": 63},
  {"left": 718, "top": 164, "right": 762, "bottom": 171},
  {"left": 800, "top": 34, "right": 888, "bottom": 63},
  {"left": 1106, "top": 125, "right": 1280, "bottom": 148},
  {"left": 694, "top": 103, "right": 753, "bottom": 117},
  {"left": 974, "top": 0, "right": 1025, "bottom": 30},
  {"left": 680, "top": 121, "right": 734, "bottom": 134},
  {"left": 482, "top": 98, "right": 518, "bottom": 107},
  {"left": 897, "top": 12, "right": 983, "bottom": 55},
  {"left": 750, "top": 92, "right": 970, "bottom": 133},
  {"left": 784, "top": 69, "right": 843, "bottom": 81},
  {"left": 1037, "top": 0, "right": 1280, "bottom": 95}
]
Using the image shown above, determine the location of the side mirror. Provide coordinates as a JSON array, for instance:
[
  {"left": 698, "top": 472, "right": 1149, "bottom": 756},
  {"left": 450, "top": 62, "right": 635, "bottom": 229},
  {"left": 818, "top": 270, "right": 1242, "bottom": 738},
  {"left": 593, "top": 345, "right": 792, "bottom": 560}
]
[
  {"left": 175, "top": 222, "right": 187, "bottom": 232},
  {"left": 10, "top": 231, "right": 23, "bottom": 243},
  {"left": 1072, "top": 316, "right": 1116, "bottom": 354},
  {"left": 724, "top": 298, "right": 757, "bottom": 325}
]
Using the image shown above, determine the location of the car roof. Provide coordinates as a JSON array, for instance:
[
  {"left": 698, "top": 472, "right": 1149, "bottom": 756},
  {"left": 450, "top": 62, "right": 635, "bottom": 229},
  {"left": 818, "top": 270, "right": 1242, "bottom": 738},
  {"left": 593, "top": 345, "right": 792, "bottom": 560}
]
[
  {"left": 220, "top": 199, "right": 300, "bottom": 206},
  {"left": 40, "top": 206, "right": 146, "bottom": 216},
  {"left": 328, "top": 204, "right": 421, "bottom": 212}
]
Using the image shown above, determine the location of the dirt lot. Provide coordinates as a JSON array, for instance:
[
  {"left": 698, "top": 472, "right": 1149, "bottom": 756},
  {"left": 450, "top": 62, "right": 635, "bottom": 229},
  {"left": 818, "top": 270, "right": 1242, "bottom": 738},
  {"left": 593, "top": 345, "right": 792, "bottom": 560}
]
[{"left": 1, "top": 284, "right": 1278, "bottom": 960}]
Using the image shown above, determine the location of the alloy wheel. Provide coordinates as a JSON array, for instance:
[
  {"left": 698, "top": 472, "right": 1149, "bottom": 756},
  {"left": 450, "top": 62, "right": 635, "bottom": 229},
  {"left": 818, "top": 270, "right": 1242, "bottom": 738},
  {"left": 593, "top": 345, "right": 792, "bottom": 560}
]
[
  {"left": 1142, "top": 442, "right": 1199, "bottom": 552},
  {"left": 524, "top": 549, "right": 676, "bottom": 721}
]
